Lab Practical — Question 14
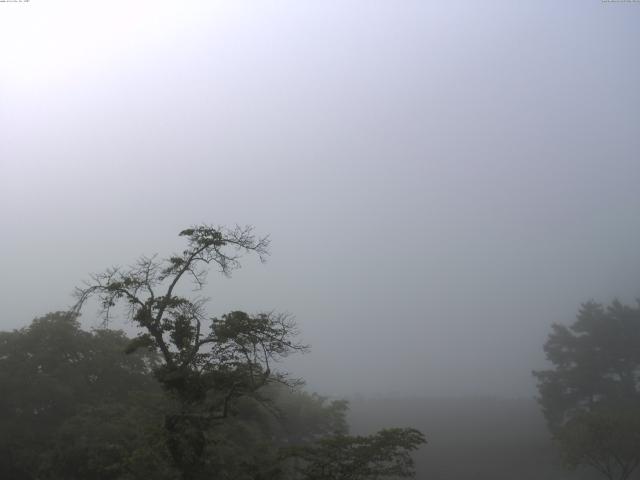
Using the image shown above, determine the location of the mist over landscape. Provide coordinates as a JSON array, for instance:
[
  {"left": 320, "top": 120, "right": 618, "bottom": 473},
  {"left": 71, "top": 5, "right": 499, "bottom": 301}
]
[{"left": 1, "top": 1, "right": 639, "bottom": 479}]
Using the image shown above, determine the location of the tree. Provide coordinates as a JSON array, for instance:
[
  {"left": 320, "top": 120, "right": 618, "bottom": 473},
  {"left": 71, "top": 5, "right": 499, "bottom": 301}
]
[
  {"left": 72, "top": 223, "right": 426, "bottom": 479},
  {"left": 287, "top": 428, "right": 426, "bottom": 480},
  {"left": 0, "top": 312, "right": 170, "bottom": 480},
  {"left": 555, "top": 407, "right": 640, "bottom": 480},
  {"left": 200, "top": 386, "right": 348, "bottom": 480},
  {"left": 73, "top": 225, "right": 307, "bottom": 479},
  {"left": 272, "top": 388, "right": 349, "bottom": 444},
  {"left": 533, "top": 300, "right": 640, "bottom": 480},
  {"left": 45, "top": 401, "right": 177, "bottom": 480}
]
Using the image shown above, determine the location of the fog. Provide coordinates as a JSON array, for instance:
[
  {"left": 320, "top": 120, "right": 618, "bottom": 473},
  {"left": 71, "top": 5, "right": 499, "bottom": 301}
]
[{"left": 1, "top": 0, "right": 639, "bottom": 400}]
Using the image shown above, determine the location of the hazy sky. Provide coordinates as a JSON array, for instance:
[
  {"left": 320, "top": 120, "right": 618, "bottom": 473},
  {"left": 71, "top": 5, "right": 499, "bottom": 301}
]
[{"left": 1, "top": 0, "right": 639, "bottom": 398}]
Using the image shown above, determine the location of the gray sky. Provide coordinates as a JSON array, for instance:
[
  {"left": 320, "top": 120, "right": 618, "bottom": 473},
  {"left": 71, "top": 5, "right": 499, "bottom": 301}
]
[{"left": 1, "top": 0, "right": 639, "bottom": 398}]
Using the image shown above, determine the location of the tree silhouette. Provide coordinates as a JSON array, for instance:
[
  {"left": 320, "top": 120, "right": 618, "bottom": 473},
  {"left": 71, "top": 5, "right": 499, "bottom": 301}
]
[
  {"left": 74, "top": 225, "right": 306, "bottom": 479},
  {"left": 534, "top": 300, "right": 640, "bottom": 480},
  {"left": 73, "top": 224, "right": 425, "bottom": 480}
]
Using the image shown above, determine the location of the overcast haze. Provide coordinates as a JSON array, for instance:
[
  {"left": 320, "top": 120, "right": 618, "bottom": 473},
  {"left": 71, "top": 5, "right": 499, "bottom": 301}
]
[{"left": 1, "top": 0, "right": 639, "bottom": 399}]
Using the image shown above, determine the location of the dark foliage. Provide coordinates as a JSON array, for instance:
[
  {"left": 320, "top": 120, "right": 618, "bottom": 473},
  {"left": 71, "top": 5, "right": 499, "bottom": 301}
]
[
  {"left": 0, "top": 312, "right": 173, "bottom": 480},
  {"left": 534, "top": 300, "right": 640, "bottom": 480}
]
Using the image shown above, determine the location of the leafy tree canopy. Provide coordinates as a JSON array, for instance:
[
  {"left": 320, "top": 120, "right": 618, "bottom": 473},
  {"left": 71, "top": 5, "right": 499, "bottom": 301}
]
[
  {"left": 287, "top": 427, "right": 426, "bottom": 480},
  {"left": 0, "top": 312, "right": 168, "bottom": 480},
  {"left": 534, "top": 300, "right": 640, "bottom": 480},
  {"left": 66, "top": 224, "right": 426, "bottom": 480}
]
